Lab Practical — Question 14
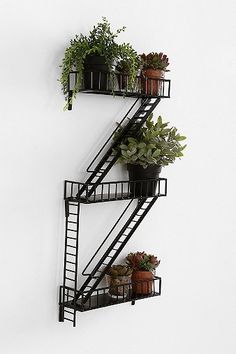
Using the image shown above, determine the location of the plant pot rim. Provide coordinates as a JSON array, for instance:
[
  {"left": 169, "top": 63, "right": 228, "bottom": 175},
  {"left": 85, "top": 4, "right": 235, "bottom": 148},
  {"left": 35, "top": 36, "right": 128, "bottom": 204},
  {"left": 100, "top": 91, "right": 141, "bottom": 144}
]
[
  {"left": 142, "top": 68, "right": 165, "bottom": 79},
  {"left": 132, "top": 270, "right": 153, "bottom": 274}
]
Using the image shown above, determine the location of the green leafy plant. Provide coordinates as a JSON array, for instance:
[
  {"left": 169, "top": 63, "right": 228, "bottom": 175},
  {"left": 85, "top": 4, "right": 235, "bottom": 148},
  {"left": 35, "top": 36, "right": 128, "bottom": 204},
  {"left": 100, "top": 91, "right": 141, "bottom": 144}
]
[
  {"left": 126, "top": 252, "right": 160, "bottom": 272},
  {"left": 141, "top": 52, "right": 170, "bottom": 71},
  {"left": 115, "top": 44, "right": 140, "bottom": 89},
  {"left": 60, "top": 17, "right": 139, "bottom": 108},
  {"left": 106, "top": 264, "right": 133, "bottom": 277},
  {"left": 113, "top": 115, "right": 186, "bottom": 168}
]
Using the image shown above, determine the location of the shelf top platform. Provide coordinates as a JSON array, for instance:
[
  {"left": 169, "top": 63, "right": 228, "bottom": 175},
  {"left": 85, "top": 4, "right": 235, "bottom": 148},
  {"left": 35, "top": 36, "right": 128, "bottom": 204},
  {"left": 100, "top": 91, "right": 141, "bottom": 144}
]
[{"left": 67, "top": 71, "right": 171, "bottom": 109}]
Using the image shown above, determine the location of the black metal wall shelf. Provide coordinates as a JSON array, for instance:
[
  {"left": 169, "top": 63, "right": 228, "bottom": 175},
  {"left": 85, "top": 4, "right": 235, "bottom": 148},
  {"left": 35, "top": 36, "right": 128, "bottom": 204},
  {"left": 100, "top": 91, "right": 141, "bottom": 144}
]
[
  {"left": 67, "top": 71, "right": 171, "bottom": 110},
  {"left": 59, "top": 72, "right": 171, "bottom": 327},
  {"left": 64, "top": 178, "right": 167, "bottom": 203},
  {"left": 60, "top": 276, "right": 161, "bottom": 316}
]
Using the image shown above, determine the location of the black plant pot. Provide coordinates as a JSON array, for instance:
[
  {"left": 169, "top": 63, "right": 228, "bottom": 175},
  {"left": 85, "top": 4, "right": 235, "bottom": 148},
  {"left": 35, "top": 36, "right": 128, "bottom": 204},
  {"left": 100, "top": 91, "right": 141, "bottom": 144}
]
[
  {"left": 83, "top": 55, "right": 109, "bottom": 91},
  {"left": 127, "top": 164, "right": 162, "bottom": 197}
]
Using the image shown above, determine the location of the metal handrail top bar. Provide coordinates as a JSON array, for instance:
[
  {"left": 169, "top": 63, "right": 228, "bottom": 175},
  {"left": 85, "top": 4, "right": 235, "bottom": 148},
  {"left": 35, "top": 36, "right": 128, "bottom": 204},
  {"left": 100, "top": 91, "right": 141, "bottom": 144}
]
[{"left": 65, "top": 178, "right": 167, "bottom": 186}]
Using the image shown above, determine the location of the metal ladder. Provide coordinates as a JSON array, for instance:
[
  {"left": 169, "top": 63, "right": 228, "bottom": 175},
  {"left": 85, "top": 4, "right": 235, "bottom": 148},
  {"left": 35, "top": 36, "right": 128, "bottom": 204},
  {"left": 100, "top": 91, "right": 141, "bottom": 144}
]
[{"left": 59, "top": 200, "right": 80, "bottom": 326}]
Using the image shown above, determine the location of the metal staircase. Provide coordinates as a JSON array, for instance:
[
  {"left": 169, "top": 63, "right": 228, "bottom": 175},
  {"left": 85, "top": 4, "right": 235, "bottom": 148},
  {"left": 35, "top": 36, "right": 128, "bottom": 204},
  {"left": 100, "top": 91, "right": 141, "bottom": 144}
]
[
  {"left": 76, "top": 197, "right": 158, "bottom": 304},
  {"left": 78, "top": 97, "right": 161, "bottom": 198}
]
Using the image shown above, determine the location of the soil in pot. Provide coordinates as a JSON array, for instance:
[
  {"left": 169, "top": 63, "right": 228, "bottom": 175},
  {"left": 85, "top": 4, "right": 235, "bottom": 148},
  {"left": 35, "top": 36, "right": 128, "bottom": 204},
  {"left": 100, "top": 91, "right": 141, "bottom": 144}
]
[
  {"left": 127, "top": 164, "right": 162, "bottom": 197},
  {"left": 83, "top": 55, "right": 109, "bottom": 91},
  {"left": 141, "top": 69, "right": 165, "bottom": 96},
  {"left": 132, "top": 271, "right": 154, "bottom": 295}
]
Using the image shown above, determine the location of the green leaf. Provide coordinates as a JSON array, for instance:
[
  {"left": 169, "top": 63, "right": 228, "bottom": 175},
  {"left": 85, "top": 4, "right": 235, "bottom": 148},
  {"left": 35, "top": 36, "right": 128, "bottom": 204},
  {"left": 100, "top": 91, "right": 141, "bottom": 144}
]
[
  {"left": 176, "top": 135, "right": 187, "bottom": 141},
  {"left": 138, "top": 142, "right": 146, "bottom": 148},
  {"left": 127, "top": 137, "right": 137, "bottom": 143},
  {"left": 152, "top": 149, "right": 161, "bottom": 157}
]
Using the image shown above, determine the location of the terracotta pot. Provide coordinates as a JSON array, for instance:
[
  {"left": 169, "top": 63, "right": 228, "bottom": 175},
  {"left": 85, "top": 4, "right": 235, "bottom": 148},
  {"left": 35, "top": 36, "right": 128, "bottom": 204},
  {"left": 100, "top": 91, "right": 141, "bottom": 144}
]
[
  {"left": 141, "top": 69, "right": 165, "bottom": 96},
  {"left": 132, "top": 271, "right": 153, "bottom": 295}
]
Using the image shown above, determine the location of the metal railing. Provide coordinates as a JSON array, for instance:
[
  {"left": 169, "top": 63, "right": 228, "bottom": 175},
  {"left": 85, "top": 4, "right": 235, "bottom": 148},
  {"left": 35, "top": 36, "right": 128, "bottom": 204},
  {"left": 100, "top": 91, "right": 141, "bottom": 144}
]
[
  {"left": 64, "top": 178, "right": 167, "bottom": 203},
  {"left": 60, "top": 275, "right": 161, "bottom": 312}
]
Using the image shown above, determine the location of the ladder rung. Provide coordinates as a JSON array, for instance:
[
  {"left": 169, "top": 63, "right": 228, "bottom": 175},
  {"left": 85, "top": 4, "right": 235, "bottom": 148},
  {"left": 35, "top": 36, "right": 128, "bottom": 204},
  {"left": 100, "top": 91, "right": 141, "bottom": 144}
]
[
  {"left": 66, "top": 252, "right": 76, "bottom": 257},
  {"left": 66, "top": 260, "right": 76, "bottom": 265},
  {"left": 67, "top": 245, "right": 76, "bottom": 249},
  {"left": 64, "top": 317, "right": 74, "bottom": 322},
  {"left": 69, "top": 213, "right": 78, "bottom": 216},
  {"left": 65, "top": 277, "right": 75, "bottom": 281},
  {"left": 67, "top": 236, "right": 76, "bottom": 240},
  {"left": 67, "top": 228, "right": 77, "bottom": 232},
  {"left": 66, "top": 269, "right": 76, "bottom": 273},
  {"left": 64, "top": 309, "right": 74, "bottom": 315},
  {"left": 68, "top": 221, "right": 77, "bottom": 224}
]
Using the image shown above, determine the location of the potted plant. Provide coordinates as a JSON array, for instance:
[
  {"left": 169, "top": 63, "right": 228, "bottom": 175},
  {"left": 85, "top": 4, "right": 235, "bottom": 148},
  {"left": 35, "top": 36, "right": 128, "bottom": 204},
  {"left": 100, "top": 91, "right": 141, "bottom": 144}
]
[
  {"left": 140, "top": 52, "right": 170, "bottom": 95},
  {"left": 115, "top": 45, "right": 140, "bottom": 91},
  {"left": 126, "top": 252, "right": 160, "bottom": 295},
  {"left": 60, "top": 17, "right": 139, "bottom": 108},
  {"left": 113, "top": 114, "right": 186, "bottom": 197},
  {"left": 105, "top": 264, "right": 133, "bottom": 299}
]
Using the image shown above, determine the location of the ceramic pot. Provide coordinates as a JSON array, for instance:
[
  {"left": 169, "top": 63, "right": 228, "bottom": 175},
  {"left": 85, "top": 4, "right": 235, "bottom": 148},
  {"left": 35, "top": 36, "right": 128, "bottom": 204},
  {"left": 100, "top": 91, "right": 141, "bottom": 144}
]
[
  {"left": 106, "top": 274, "right": 132, "bottom": 299},
  {"left": 141, "top": 69, "right": 165, "bottom": 96},
  {"left": 132, "top": 271, "right": 154, "bottom": 295},
  {"left": 83, "top": 55, "right": 109, "bottom": 91},
  {"left": 127, "top": 164, "right": 162, "bottom": 197}
]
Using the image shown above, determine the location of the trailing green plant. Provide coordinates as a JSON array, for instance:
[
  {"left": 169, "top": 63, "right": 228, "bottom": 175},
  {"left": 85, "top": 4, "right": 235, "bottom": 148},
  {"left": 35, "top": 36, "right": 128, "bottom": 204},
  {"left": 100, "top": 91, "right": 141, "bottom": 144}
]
[
  {"left": 141, "top": 52, "right": 170, "bottom": 71},
  {"left": 60, "top": 17, "right": 139, "bottom": 108},
  {"left": 113, "top": 114, "right": 186, "bottom": 168},
  {"left": 126, "top": 252, "right": 160, "bottom": 272},
  {"left": 106, "top": 264, "right": 133, "bottom": 277},
  {"left": 115, "top": 44, "right": 140, "bottom": 89}
]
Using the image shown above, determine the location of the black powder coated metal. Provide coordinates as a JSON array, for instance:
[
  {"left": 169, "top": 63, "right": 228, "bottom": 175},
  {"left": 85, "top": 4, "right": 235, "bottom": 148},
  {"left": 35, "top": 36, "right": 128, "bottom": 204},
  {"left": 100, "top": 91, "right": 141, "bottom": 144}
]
[
  {"left": 77, "top": 97, "right": 161, "bottom": 198},
  {"left": 75, "top": 196, "right": 158, "bottom": 304},
  {"left": 59, "top": 78, "right": 170, "bottom": 326},
  {"left": 67, "top": 70, "right": 171, "bottom": 110},
  {"left": 60, "top": 276, "right": 161, "bottom": 312}
]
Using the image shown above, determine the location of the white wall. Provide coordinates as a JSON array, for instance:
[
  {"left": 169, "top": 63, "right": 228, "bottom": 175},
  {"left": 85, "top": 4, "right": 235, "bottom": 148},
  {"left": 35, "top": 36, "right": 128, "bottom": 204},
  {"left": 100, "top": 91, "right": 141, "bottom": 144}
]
[{"left": 1, "top": 0, "right": 236, "bottom": 353}]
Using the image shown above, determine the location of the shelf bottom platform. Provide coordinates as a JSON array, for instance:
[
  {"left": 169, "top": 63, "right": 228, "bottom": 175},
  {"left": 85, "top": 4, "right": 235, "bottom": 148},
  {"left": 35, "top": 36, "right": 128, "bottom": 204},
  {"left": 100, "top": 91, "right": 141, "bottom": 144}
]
[{"left": 63, "top": 291, "right": 160, "bottom": 312}]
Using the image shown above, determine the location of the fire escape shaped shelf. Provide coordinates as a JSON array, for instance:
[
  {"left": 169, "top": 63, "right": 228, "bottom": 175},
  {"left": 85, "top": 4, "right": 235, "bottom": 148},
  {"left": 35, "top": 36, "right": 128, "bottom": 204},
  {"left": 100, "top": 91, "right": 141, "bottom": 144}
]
[{"left": 59, "top": 73, "right": 170, "bottom": 327}]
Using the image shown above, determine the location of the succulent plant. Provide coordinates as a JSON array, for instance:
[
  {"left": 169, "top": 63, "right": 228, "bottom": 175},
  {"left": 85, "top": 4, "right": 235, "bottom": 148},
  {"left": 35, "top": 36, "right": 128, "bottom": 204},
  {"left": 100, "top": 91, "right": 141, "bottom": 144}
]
[
  {"left": 113, "top": 114, "right": 187, "bottom": 169},
  {"left": 106, "top": 264, "right": 133, "bottom": 277},
  {"left": 141, "top": 52, "right": 170, "bottom": 71},
  {"left": 126, "top": 252, "right": 160, "bottom": 272}
]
